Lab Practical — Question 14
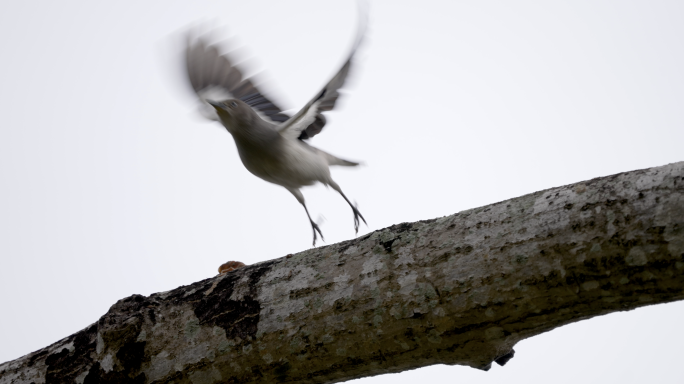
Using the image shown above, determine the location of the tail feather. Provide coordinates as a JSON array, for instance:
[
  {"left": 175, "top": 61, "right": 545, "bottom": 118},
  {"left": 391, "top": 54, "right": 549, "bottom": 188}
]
[
  {"left": 315, "top": 148, "right": 360, "bottom": 167},
  {"left": 329, "top": 157, "right": 359, "bottom": 167}
]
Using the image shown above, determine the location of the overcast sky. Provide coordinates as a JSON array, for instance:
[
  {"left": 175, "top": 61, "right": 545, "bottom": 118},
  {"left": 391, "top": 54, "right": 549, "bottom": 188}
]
[{"left": 1, "top": 1, "right": 683, "bottom": 383}]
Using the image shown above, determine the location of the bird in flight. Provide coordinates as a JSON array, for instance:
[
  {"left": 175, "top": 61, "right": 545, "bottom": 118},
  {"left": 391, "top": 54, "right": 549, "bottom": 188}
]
[{"left": 183, "top": 9, "right": 367, "bottom": 246}]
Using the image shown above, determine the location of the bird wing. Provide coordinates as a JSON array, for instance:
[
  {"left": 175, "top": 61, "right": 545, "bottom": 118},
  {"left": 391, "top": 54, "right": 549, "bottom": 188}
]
[
  {"left": 185, "top": 34, "right": 290, "bottom": 123},
  {"left": 278, "top": 6, "right": 367, "bottom": 141}
]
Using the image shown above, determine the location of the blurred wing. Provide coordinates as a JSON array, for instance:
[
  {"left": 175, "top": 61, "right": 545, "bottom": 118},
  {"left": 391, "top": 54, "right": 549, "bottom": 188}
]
[
  {"left": 185, "top": 35, "right": 290, "bottom": 123},
  {"left": 279, "top": 6, "right": 367, "bottom": 141}
]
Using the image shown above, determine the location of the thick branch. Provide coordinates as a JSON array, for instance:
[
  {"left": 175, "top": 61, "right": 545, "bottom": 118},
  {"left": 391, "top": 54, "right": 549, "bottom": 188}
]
[{"left": 2, "top": 162, "right": 683, "bottom": 384}]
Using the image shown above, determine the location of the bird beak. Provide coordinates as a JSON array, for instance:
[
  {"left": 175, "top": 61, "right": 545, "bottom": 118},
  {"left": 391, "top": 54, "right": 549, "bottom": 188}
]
[{"left": 207, "top": 99, "right": 222, "bottom": 109}]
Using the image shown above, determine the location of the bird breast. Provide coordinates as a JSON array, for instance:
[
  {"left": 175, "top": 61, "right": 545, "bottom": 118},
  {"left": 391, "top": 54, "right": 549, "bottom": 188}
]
[{"left": 236, "top": 137, "right": 331, "bottom": 189}]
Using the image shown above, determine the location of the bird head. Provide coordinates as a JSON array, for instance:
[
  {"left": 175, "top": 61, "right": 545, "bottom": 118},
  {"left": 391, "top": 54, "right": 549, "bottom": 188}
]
[
  {"left": 207, "top": 99, "right": 271, "bottom": 141},
  {"left": 207, "top": 99, "right": 251, "bottom": 125}
]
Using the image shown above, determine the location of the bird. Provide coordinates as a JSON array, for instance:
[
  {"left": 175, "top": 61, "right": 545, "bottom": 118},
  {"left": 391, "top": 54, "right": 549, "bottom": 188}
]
[{"left": 183, "top": 8, "right": 367, "bottom": 246}]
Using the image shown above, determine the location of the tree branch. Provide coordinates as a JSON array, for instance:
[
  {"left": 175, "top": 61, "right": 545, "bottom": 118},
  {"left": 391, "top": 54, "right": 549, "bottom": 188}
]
[{"left": 2, "top": 162, "right": 683, "bottom": 384}]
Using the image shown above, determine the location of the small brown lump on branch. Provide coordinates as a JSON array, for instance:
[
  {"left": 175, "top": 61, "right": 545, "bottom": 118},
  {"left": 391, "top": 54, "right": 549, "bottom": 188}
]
[{"left": 217, "top": 261, "right": 246, "bottom": 274}]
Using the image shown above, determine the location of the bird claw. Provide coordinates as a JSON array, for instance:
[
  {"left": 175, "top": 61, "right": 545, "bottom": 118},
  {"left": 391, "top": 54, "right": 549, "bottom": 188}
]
[
  {"left": 311, "top": 221, "right": 324, "bottom": 247},
  {"left": 351, "top": 203, "right": 367, "bottom": 235}
]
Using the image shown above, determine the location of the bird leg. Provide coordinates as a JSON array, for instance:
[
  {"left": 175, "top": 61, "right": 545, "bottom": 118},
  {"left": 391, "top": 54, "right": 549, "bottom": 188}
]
[
  {"left": 287, "top": 187, "right": 324, "bottom": 246},
  {"left": 329, "top": 181, "right": 367, "bottom": 234}
]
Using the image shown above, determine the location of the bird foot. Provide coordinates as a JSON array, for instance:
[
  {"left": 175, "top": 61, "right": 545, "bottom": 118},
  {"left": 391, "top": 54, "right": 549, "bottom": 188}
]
[
  {"left": 351, "top": 203, "right": 367, "bottom": 234},
  {"left": 311, "top": 220, "right": 325, "bottom": 247}
]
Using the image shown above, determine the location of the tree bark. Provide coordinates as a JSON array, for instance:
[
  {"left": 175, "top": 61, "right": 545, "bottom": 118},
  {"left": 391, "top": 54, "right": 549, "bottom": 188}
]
[{"left": 2, "top": 162, "right": 684, "bottom": 384}]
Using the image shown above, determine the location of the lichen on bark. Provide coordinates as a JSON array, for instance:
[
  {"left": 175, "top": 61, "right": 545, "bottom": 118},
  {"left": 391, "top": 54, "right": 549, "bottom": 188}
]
[{"left": 1, "top": 161, "right": 683, "bottom": 384}]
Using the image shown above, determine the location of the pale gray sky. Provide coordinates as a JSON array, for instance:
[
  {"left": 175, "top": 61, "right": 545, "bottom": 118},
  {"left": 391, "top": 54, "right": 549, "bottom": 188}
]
[{"left": 1, "top": 1, "right": 683, "bottom": 383}]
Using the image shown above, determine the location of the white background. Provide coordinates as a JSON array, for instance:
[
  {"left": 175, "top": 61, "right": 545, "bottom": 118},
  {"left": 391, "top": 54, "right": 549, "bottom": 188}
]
[{"left": 1, "top": 1, "right": 683, "bottom": 383}]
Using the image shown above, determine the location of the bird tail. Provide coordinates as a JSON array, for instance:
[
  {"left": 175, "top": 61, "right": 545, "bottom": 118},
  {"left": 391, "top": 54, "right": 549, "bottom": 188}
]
[
  {"left": 316, "top": 148, "right": 360, "bottom": 167},
  {"left": 329, "top": 157, "right": 360, "bottom": 167}
]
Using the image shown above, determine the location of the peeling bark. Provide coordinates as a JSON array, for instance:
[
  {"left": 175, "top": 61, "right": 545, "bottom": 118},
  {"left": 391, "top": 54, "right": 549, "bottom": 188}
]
[{"left": 2, "top": 161, "right": 684, "bottom": 384}]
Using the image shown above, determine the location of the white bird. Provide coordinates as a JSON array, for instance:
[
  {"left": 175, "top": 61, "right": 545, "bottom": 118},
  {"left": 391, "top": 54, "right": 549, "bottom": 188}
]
[{"left": 183, "top": 9, "right": 367, "bottom": 246}]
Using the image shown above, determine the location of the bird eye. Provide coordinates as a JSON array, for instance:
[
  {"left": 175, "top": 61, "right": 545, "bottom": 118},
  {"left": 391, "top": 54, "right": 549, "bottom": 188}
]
[{"left": 229, "top": 101, "right": 238, "bottom": 108}]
